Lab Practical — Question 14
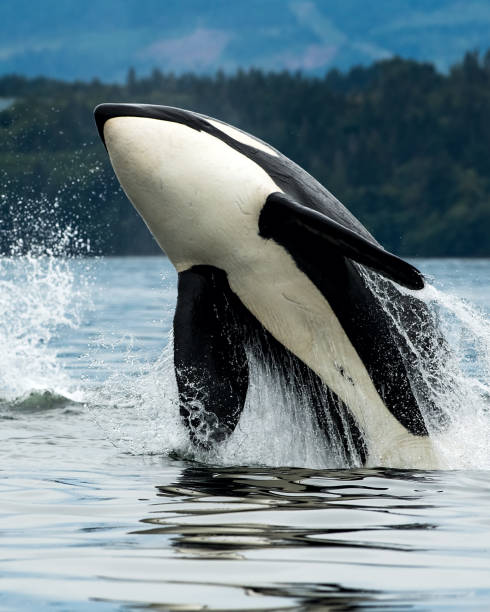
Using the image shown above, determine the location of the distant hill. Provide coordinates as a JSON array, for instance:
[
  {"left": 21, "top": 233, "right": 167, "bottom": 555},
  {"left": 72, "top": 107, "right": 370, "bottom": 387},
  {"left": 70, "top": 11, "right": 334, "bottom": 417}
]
[
  {"left": 1, "top": 55, "right": 490, "bottom": 257},
  {"left": 1, "top": 0, "right": 490, "bottom": 81}
]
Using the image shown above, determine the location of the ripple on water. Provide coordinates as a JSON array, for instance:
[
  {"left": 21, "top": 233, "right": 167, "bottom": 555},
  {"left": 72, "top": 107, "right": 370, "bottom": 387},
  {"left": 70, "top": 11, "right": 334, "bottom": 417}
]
[{"left": 2, "top": 462, "right": 490, "bottom": 610}]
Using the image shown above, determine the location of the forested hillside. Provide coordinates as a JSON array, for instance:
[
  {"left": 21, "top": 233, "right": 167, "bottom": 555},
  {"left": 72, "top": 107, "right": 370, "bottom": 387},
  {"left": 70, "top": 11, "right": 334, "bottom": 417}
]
[{"left": 1, "top": 52, "right": 489, "bottom": 256}]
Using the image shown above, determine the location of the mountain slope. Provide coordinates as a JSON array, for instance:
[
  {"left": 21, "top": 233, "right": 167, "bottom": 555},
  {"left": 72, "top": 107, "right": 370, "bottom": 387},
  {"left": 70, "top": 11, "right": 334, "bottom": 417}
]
[{"left": 0, "top": 1, "right": 490, "bottom": 80}]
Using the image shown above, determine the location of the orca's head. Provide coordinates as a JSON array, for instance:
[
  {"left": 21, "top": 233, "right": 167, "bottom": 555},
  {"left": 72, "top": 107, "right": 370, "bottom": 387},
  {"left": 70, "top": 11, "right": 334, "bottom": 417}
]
[{"left": 94, "top": 103, "right": 280, "bottom": 271}]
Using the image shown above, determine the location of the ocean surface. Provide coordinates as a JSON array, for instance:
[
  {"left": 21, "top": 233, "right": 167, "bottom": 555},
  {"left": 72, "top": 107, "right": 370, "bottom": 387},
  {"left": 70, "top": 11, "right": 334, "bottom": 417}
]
[{"left": 0, "top": 254, "right": 489, "bottom": 611}]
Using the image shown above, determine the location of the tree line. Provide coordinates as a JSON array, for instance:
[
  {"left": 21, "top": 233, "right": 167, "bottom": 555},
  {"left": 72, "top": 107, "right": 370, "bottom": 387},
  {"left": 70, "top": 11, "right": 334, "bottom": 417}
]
[{"left": 1, "top": 51, "right": 489, "bottom": 257}]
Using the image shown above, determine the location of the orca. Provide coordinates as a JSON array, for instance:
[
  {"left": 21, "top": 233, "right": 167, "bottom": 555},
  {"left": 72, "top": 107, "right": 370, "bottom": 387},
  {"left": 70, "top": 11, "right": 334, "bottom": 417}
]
[{"left": 94, "top": 103, "right": 445, "bottom": 468}]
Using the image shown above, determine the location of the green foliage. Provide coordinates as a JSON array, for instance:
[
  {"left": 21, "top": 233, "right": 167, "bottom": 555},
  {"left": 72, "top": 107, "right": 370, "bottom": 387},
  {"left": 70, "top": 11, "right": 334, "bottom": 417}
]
[{"left": 1, "top": 53, "right": 489, "bottom": 256}]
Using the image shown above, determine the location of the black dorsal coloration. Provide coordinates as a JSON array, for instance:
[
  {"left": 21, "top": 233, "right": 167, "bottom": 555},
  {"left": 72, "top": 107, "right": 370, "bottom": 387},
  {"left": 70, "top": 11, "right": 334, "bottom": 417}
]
[{"left": 174, "top": 265, "right": 367, "bottom": 463}]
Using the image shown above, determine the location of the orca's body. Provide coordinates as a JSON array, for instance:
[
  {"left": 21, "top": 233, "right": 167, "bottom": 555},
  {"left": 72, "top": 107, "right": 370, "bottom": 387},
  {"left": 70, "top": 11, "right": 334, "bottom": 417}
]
[{"left": 94, "top": 103, "right": 443, "bottom": 467}]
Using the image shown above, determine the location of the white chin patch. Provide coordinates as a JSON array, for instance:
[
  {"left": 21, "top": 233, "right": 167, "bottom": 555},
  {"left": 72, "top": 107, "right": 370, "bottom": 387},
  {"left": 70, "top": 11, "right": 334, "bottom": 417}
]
[{"left": 206, "top": 118, "right": 279, "bottom": 157}]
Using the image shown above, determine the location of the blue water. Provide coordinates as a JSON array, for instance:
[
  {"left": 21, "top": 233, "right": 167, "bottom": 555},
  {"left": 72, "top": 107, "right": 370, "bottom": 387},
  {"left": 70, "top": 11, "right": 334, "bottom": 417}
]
[{"left": 0, "top": 255, "right": 489, "bottom": 610}]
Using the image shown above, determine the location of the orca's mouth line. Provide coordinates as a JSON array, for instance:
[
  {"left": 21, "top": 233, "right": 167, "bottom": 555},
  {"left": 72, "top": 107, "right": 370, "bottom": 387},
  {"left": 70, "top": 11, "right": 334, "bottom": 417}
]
[{"left": 93, "top": 103, "right": 210, "bottom": 148}]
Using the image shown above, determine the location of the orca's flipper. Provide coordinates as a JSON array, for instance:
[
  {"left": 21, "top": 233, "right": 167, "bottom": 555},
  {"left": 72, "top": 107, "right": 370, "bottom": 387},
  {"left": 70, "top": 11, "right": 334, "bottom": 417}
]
[
  {"left": 259, "top": 192, "right": 424, "bottom": 290},
  {"left": 173, "top": 265, "right": 249, "bottom": 447}
]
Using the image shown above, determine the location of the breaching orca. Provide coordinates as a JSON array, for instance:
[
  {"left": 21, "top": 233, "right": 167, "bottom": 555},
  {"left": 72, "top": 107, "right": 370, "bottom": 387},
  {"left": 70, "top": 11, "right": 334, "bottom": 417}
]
[{"left": 94, "top": 103, "right": 444, "bottom": 467}]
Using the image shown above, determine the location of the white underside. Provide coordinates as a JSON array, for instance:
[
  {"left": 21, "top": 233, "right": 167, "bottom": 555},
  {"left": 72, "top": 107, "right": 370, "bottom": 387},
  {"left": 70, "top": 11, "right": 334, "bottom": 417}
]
[{"left": 104, "top": 115, "right": 440, "bottom": 468}]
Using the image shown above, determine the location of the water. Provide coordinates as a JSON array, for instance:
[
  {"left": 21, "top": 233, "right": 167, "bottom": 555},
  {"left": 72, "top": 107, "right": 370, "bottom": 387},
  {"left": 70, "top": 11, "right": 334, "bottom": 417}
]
[{"left": 1, "top": 254, "right": 489, "bottom": 610}]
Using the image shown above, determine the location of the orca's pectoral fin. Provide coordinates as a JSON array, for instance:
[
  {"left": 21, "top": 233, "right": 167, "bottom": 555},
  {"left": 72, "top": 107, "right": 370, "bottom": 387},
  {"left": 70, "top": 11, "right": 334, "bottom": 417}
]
[
  {"left": 173, "top": 265, "right": 249, "bottom": 448},
  {"left": 259, "top": 192, "right": 424, "bottom": 290}
]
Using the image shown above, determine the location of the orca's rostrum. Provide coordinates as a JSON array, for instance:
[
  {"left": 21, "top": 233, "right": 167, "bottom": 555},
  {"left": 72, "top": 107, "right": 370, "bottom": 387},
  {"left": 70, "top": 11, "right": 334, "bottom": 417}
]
[{"left": 94, "top": 102, "right": 444, "bottom": 468}]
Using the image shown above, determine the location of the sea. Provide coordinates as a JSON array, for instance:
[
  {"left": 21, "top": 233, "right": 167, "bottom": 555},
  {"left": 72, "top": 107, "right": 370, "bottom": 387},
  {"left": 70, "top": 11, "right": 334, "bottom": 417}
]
[{"left": 0, "top": 249, "right": 489, "bottom": 610}]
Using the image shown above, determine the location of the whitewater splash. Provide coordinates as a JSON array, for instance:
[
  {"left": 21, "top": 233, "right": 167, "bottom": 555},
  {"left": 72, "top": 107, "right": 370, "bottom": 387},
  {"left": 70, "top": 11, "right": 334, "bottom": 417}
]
[
  {"left": 0, "top": 197, "right": 91, "bottom": 408},
  {"left": 422, "top": 284, "right": 490, "bottom": 468},
  {"left": 1, "top": 233, "right": 489, "bottom": 468},
  {"left": 364, "top": 271, "right": 490, "bottom": 469},
  {"left": 90, "top": 267, "right": 490, "bottom": 470}
]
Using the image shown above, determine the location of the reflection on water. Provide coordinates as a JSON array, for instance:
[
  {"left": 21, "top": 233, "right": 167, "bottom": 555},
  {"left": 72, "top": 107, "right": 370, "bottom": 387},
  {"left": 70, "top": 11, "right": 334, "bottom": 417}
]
[
  {"left": 3, "top": 450, "right": 490, "bottom": 610},
  {"left": 124, "top": 465, "right": 489, "bottom": 611},
  {"left": 140, "top": 466, "right": 433, "bottom": 551}
]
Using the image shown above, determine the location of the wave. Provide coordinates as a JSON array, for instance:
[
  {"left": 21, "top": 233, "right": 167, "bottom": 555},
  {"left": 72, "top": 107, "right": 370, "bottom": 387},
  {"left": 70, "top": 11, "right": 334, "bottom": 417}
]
[{"left": 0, "top": 389, "right": 80, "bottom": 413}]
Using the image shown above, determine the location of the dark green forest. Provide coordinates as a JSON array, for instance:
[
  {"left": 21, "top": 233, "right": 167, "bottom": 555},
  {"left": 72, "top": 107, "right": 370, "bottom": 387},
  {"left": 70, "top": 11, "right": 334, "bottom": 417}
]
[{"left": 1, "top": 51, "right": 490, "bottom": 256}]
